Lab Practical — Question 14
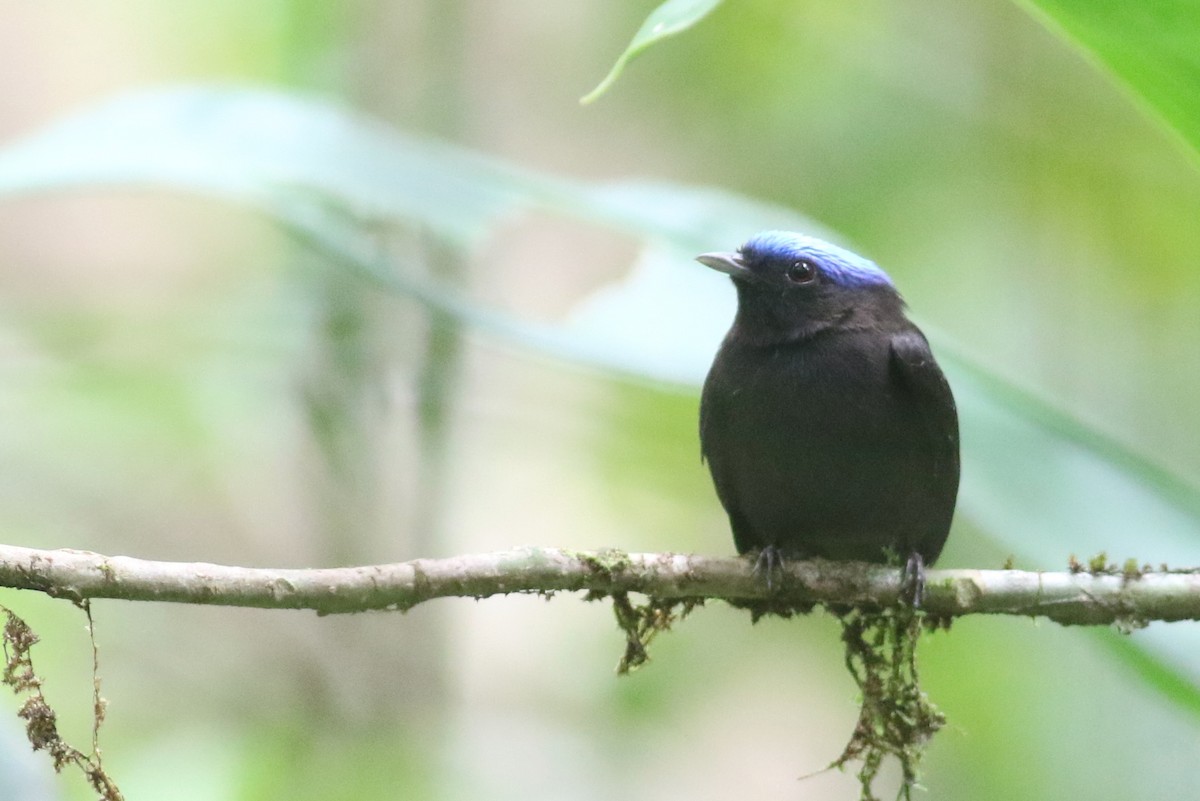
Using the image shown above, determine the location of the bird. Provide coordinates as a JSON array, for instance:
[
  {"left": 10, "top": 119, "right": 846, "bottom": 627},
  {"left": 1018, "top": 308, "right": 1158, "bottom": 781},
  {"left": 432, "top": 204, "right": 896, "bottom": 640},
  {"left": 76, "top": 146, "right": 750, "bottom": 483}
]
[{"left": 697, "top": 231, "right": 959, "bottom": 589}]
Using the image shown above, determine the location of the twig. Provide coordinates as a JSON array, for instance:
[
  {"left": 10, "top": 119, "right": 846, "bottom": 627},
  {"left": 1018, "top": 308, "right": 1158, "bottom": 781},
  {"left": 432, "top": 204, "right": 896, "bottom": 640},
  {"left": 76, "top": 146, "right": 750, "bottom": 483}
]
[{"left": 0, "top": 544, "right": 1195, "bottom": 625}]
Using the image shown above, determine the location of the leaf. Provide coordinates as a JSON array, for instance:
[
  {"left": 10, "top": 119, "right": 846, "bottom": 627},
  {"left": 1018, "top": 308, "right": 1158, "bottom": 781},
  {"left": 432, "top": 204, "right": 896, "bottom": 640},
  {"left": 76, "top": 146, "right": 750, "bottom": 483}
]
[
  {"left": 0, "top": 86, "right": 529, "bottom": 245},
  {"left": 580, "top": 0, "right": 725, "bottom": 104},
  {"left": 1017, "top": 0, "right": 1200, "bottom": 164},
  {"left": 0, "top": 85, "right": 821, "bottom": 364}
]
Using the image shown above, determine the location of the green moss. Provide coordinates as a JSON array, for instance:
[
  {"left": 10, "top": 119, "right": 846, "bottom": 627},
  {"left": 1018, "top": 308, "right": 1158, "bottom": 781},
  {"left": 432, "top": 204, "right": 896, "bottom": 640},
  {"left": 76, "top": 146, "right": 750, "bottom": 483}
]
[
  {"left": 576, "top": 548, "right": 634, "bottom": 583},
  {"left": 830, "top": 606, "right": 944, "bottom": 801},
  {"left": 608, "top": 592, "right": 704, "bottom": 674},
  {"left": 727, "top": 596, "right": 818, "bottom": 623}
]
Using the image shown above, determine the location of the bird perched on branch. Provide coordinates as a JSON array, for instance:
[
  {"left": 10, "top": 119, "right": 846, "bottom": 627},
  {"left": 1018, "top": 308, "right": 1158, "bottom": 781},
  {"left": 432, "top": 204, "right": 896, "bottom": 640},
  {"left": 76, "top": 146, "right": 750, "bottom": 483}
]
[{"left": 697, "top": 232, "right": 959, "bottom": 588}]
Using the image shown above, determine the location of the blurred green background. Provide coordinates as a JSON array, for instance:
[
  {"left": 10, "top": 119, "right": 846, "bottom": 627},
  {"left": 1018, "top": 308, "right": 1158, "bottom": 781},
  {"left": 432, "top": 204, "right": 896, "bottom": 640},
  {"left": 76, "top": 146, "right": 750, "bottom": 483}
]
[{"left": 1, "top": 1, "right": 1199, "bottom": 799}]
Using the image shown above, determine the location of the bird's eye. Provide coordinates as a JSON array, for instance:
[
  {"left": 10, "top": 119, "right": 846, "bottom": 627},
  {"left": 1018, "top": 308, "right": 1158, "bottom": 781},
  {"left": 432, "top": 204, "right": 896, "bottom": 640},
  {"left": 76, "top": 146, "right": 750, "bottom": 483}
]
[{"left": 785, "top": 260, "right": 818, "bottom": 284}]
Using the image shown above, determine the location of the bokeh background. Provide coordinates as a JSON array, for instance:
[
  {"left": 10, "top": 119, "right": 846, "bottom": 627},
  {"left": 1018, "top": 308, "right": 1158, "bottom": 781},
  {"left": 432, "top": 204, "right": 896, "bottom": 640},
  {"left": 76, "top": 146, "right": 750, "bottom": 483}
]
[{"left": 1, "top": 1, "right": 1199, "bottom": 799}]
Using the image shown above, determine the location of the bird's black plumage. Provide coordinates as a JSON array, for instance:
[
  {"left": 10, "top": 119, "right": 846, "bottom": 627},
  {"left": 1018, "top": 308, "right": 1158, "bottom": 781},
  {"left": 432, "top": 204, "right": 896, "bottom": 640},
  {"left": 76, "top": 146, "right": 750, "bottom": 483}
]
[{"left": 698, "top": 232, "right": 959, "bottom": 567}]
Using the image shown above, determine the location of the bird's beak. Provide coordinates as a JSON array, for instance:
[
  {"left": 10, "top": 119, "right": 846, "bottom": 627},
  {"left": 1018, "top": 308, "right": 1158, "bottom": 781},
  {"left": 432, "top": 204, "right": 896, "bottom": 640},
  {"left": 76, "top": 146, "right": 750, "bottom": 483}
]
[{"left": 696, "top": 251, "right": 750, "bottom": 277}]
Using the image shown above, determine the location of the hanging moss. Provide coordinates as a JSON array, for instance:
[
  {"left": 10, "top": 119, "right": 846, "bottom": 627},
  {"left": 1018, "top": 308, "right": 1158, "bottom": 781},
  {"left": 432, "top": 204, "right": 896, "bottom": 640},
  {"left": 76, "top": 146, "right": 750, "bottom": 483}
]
[{"left": 829, "top": 606, "right": 945, "bottom": 801}]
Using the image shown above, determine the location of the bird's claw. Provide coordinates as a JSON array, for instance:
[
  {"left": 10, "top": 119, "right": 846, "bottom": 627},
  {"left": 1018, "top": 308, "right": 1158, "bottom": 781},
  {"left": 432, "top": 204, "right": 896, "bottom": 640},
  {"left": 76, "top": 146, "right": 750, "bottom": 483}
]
[
  {"left": 901, "top": 551, "right": 925, "bottom": 608},
  {"left": 752, "top": 545, "right": 785, "bottom": 592}
]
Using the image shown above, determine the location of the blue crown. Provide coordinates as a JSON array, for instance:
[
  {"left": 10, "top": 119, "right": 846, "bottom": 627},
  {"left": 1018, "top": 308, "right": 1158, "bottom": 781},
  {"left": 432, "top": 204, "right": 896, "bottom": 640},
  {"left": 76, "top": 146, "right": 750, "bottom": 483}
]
[{"left": 742, "top": 231, "right": 894, "bottom": 289}]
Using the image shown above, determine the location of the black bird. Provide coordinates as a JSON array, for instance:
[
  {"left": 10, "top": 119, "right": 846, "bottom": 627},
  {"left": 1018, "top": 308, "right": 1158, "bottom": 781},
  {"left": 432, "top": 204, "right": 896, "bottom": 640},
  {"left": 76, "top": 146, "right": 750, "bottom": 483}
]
[{"left": 697, "top": 231, "right": 959, "bottom": 581}]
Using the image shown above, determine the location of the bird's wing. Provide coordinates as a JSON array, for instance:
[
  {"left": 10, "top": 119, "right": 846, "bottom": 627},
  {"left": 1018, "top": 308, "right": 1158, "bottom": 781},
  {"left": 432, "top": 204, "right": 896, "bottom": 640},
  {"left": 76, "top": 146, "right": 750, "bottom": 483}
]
[{"left": 888, "top": 329, "right": 961, "bottom": 481}]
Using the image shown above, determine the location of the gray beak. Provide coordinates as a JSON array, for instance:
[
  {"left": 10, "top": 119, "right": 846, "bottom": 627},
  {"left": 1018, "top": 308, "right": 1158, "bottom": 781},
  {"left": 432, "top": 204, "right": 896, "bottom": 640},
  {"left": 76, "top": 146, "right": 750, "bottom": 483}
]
[{"left": 696, "top": 251, "right": 749, "bottom": 277}]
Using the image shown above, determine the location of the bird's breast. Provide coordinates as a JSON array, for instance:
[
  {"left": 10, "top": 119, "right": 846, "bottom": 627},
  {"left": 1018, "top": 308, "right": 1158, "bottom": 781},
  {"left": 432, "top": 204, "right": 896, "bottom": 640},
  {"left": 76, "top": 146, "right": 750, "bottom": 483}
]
[{"left": 705, "top": 334, "right": 902, "bottom": 441}]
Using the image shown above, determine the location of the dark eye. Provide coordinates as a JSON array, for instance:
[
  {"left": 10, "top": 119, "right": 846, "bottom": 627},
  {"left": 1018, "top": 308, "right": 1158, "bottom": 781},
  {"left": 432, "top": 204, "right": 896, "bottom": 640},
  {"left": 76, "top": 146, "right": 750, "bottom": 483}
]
[{"left": 785, "top": 259, "right": 818, "bottom": 284}]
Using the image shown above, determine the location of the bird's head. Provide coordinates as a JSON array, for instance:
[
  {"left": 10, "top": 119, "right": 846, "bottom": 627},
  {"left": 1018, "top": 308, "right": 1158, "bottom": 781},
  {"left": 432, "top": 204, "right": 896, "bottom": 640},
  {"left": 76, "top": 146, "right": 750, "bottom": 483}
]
[{"left": 697, "top": 231, "right": 903, "bottom": 343}]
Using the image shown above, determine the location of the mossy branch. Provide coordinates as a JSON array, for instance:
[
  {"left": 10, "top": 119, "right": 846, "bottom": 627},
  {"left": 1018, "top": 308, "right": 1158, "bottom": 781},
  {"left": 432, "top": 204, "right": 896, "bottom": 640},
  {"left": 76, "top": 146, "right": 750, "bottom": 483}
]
[{"left": 0, "top": 544, "right": 1195, "bottom": 625}]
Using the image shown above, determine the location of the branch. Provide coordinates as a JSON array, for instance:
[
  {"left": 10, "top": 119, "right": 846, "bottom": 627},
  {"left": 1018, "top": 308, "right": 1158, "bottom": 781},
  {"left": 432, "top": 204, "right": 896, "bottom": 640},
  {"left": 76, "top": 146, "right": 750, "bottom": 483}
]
[{"left": 0, "top": 544, "right": 1196, "bottom": 625}]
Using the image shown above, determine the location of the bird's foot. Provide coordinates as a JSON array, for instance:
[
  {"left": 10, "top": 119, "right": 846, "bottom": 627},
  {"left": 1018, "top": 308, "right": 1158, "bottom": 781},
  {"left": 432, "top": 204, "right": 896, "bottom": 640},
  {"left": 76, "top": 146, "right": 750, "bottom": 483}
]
[
  {"left": 901, "top": 551, "right": 926, "bottom": 608},
  {"left": 752, "top": 545, "right": 785, "bottom": 592}
]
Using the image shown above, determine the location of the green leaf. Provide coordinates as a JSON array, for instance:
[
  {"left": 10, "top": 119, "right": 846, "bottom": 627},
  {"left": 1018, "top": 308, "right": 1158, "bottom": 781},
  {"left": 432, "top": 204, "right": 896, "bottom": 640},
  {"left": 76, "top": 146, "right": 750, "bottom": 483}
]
[
  {"left": 580, "top": 0, "right": 725, "bottom": 104},
  {"left": 0, "top": 85, "right": 819, "bottom": 369},
  {"left": 0, "top": 86, "right": 528, "bottom": 245},
  {"left": 1017, "top": 0, "right": 1200, "bottom": 164}
]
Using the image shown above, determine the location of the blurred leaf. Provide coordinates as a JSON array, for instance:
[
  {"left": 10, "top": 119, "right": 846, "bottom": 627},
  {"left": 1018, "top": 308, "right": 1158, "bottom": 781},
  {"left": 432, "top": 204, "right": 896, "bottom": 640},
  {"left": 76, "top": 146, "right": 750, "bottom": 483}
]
[
  {"left": 1018, "top": 0, "right": 1200, "bottom": 163},
  {"left": 580, "top": 0, "right": 725, "bottom": 104},
  {"left": 0, "top": 86, "right": 525, "bottom": 245},
  {"left": 0, "top": 85, "right": 811, "bottom": 259},
  {"left": 0, "top": 85, "right": 820, "bottom": 379}
]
